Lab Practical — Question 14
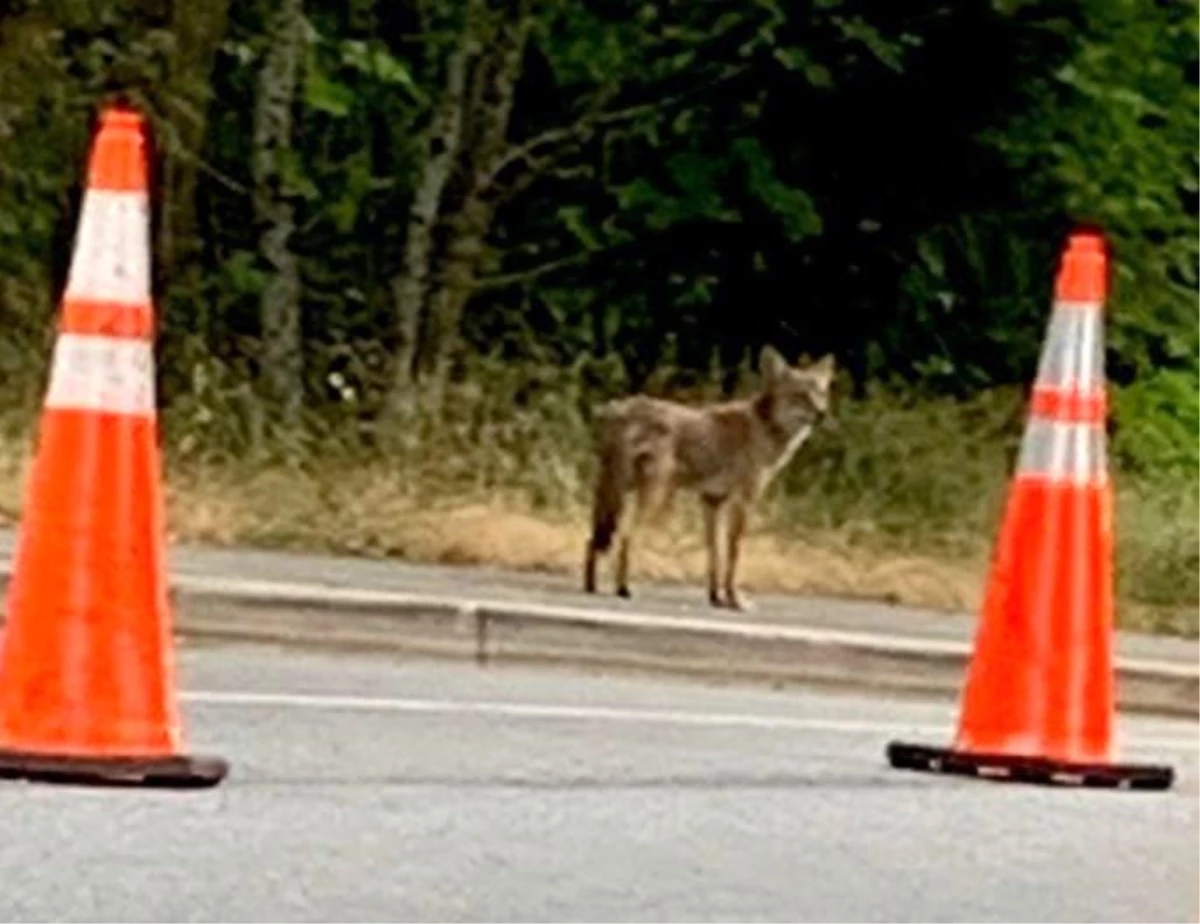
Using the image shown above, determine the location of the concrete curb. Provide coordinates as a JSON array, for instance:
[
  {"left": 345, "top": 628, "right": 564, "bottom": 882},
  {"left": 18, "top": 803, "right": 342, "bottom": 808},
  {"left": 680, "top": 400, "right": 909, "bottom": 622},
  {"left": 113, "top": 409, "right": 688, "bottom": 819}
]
[{"left": 166, "top": 575, "right": 1199, "bottom": 720}]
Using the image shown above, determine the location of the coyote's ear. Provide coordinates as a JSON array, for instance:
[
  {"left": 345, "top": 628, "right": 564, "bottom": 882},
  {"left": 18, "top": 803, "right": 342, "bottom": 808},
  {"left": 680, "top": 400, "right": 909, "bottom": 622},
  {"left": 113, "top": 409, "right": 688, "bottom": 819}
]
[
  {"left": 805, "top": 354, "right": 836, "bottom": 387},
  {"left": 759, "top": 345, "right": 787, "bottom": 384}
]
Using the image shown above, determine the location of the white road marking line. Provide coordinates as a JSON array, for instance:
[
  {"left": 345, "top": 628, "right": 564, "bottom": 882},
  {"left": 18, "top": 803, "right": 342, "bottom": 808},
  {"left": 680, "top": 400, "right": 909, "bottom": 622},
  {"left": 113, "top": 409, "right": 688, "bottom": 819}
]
[{"left": 183, "top": 689, "right": 1199, "bottom": 755}]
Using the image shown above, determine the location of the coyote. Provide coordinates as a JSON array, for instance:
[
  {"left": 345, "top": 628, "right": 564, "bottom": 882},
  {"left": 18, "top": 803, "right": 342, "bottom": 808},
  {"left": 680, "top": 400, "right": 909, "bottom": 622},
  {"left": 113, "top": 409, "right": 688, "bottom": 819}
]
[{"left": 583, "top": 346, "right": 835, "bottom": 610}]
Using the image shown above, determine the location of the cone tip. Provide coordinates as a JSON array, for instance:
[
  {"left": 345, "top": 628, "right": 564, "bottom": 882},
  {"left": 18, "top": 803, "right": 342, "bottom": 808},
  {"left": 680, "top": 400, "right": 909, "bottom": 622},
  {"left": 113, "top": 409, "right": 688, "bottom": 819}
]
[
  {"left": 1055, "top": 226, "right": 1109, "bottom": 303},
  {"left": 99, "top": 106, "right": 144, "bottom": 131},
  {"left": 87, "top": 103, "right": 149, "bottom": 192},
  {"left": 1067, "top": 228, "right": 1105, "bottom": 253}
]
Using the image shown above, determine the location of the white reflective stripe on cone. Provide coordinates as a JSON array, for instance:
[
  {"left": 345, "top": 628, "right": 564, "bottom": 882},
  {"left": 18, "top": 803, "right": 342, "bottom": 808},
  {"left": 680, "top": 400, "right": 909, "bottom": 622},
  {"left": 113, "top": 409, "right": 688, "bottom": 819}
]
[
  {"left": 1016, "top": 418, "right": 1108, "bottom": 486},
  {"left": 44, "top": 333, "right": 156, "bottom": 417},
  {"left": 63, "top": 189, "right": 152, "bottom": 305},
  {"left": 1034, "top": 304, "right": 1106, "bottom": 393}
]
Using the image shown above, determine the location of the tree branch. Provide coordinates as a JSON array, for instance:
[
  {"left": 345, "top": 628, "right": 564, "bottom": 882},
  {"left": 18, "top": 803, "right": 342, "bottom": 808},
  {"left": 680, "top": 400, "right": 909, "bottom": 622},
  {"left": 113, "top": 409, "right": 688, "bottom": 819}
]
[
  {"left": 490, "top": 159, "right": 594, "bottom": 208},
  {"left": 485, "top": 63, "right": 753, "bottom": 192},
  {"left": 473, "top": 239, "right": 626, "bottom": 290},
  {"left": 169, "top": 141, "right": 252, "bottom": 196},
  {"left": 486, "top": 100, "right": 654, "bottom": 186}
]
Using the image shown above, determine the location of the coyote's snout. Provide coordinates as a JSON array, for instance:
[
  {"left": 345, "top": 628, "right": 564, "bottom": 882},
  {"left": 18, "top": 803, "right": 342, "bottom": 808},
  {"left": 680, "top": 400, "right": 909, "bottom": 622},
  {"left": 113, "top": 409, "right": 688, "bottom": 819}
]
[{"left": 583, "top": 346, "right": 835, "bottom": 610}]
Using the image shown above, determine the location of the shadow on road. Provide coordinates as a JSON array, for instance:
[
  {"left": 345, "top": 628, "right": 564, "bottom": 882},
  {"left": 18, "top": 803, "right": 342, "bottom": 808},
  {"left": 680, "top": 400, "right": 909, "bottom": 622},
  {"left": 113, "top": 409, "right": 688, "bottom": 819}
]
[{"left": 233, "top": 771, "right": 949, "bottom": 791}]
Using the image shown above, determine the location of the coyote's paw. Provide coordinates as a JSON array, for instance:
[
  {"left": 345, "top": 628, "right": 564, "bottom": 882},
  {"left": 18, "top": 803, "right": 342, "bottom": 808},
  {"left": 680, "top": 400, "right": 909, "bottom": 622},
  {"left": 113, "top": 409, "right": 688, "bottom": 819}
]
[
  {"left": 726, "top": 593, "right": 755, "bottom": 612},
  {"left": 710, "top": 592, "right": 754, "bottom": 612}
]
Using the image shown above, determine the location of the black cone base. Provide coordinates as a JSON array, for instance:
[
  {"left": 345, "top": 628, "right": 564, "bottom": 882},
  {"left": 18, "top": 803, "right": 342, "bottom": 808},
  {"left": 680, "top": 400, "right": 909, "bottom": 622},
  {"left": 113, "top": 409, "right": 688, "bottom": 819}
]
[
  {"left": 887, "top": 741, "right": 1173, "bottom": 791},
  {"left": 0, "top": 747, "right": 229, "bottom": 789}
]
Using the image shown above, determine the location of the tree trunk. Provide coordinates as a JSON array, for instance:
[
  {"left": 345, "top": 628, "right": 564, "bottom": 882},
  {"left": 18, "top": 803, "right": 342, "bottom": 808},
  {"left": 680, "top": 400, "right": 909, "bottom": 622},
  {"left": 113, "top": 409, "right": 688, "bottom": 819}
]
[
  {"left": 422, "top": 0, "right": 534, "bottom": 388},
  {"left": 384, "top": 0, "right": 478, "bottom": 410},
  {"left": 252, "top": 0, "right": 306, "bottom": 427},
  {"left": 159, "top": 0, "right": 232, "bottom": 289}
]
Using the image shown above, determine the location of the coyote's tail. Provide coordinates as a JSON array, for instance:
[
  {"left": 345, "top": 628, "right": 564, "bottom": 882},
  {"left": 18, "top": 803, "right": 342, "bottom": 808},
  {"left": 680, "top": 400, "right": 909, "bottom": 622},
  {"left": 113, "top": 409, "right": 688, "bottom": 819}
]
[{"left": 588, "top": 405, "right": 628, "bottom": 554}]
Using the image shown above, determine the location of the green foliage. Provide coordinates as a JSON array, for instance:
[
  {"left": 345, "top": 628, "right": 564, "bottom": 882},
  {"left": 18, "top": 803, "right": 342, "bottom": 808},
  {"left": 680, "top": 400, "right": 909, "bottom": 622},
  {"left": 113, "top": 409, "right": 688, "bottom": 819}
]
[
  {"left": 2, "top": 0, "right": 1191, "bottom": 403},
  {"left": 991, "top": 0, "right": 1199, "bottom": 389},
  {"left": 1112, "top": 369, "right": 1200, "bottom": 476}
]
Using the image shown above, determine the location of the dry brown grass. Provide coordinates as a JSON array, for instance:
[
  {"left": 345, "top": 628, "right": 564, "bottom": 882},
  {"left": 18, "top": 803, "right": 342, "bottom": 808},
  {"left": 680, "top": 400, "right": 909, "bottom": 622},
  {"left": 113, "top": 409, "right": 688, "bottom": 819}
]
[
  {"left": 166, "top": 464, "right": 991, "bottom": 612},
  {"left": 169, "top": 465, "right": 1200, "bottom": 635}
]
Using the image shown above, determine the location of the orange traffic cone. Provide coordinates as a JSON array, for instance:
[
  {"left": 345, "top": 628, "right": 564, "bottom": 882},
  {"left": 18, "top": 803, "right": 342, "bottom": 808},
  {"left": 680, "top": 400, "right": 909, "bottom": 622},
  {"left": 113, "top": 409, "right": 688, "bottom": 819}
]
[
  {"left": 0, "top": 103, "right": 227, "bottom": 788},
  {"left": 886, "top": 229, "right": 1173, "bottom": 790}
]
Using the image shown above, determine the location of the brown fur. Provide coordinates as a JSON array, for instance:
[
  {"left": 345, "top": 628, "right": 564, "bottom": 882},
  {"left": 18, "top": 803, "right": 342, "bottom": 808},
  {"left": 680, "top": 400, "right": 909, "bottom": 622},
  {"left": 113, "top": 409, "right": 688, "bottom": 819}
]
[{"left": 583, "top": 346, "right": 835, "bottom": 609}]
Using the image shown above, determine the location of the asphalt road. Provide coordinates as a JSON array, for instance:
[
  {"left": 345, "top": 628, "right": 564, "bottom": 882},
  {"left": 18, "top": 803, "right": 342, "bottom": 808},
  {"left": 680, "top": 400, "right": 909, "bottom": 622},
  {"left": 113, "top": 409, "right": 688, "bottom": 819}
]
[{"left": 0, "top": 642, "right": 1196, "bottom": 924}]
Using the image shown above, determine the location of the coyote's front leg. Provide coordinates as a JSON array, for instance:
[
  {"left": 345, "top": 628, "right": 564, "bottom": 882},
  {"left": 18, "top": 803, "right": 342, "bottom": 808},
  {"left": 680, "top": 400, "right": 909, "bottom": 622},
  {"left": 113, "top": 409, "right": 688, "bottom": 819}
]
[
  {"left": 723, "top": 499, "right": 752, "bottom": 611},
  {"left": 702, "top": 497, "right": 728, "bottom": 608}
]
